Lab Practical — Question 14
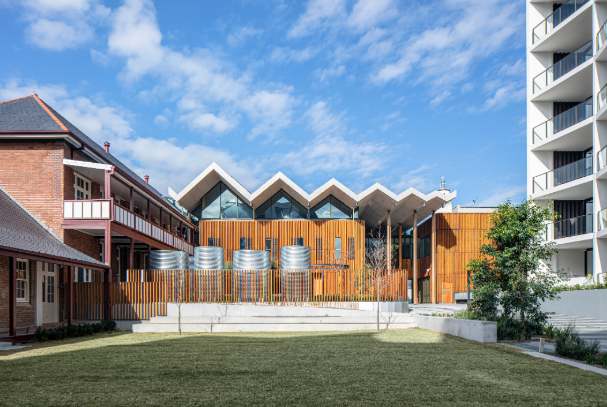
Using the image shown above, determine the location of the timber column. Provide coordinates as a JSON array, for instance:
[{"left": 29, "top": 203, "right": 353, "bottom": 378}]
[
  {"left": 9, "top": 256, "right": 16, "bottom": 336},
  {"left": 431, "top": 210, "right": 437, "bottom": 304},
  {"left": 398, "top": 223, "right": 402, "bottom": 269},
  {"left": 387, "top": 210, "right": 391, "bottom": 272},
  {"left": 413, "top": 210, "right": 418, "bottom": 304}
]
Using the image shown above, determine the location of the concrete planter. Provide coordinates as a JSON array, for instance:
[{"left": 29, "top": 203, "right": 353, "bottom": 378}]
[
  {"left": 414, "top": 315, "right": 497, "bottom": 343},
  {"left": 541, "top": 289, "right": 607, "bottom": 321}
]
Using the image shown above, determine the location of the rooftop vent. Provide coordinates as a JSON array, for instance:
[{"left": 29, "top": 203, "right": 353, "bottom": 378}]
[
  {"left": 104, "top": 141, "right": 110, "bottom": 154},
  {"left": 144, "top": 175, "right": 149, "bottom": 184}
]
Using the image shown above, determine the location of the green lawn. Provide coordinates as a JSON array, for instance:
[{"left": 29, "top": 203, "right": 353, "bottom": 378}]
[{"left": 1, "top": 328, "right": 605, "bottom": 406}]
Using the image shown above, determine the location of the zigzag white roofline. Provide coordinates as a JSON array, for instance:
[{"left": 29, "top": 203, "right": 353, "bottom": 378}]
[{"left": 172, "top": 163, "right": 456, "bottom": 212}]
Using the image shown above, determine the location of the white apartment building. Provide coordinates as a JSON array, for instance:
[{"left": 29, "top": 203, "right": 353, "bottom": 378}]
[{"left": 527, "top": 0, "right": 607, "bottom": 279}]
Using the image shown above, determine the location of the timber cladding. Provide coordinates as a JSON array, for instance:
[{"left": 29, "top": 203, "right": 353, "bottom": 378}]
[
  {"left": 200, "top": 220, "right": 366, "bottom": 269},
  {"left": 435, "top": 213, "right": 492, "bottom": 303}
]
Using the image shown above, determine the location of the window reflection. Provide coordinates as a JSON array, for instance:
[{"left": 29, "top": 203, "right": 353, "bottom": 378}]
[
  {"left": 310, "top": 195, "right": 353, "bottom": 219},
  {"left": 255, "top": 189, "right": 307, "bottom": 219},
  {"left": 201, "top": 182, "right": 252, "bottom": 219}
]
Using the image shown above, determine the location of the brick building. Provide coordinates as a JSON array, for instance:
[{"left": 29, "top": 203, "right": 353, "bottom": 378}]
[{"left": 0, "top": 94, "right": 196, "bottom": 337}]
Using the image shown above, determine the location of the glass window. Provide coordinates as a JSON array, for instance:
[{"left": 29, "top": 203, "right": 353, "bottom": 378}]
[
  {"left": 265, "top": 238, "right": 272, "bottom": 252},
  {"left": 273, "top": 191, "right": 291, "bottom": 219},
  {"left": 74, "top": 173, "right": 91, "bottom": 200},
  {"left": 335, "top": 237, "right": 342, "bottom": 260},
  {"left": 220, "top": 186, "right": 239, "bottom": 219},
  {"left": 202, "top": 183, "right": 221, "bottom": 219},
  {"left": 310, "top": 196, "right": 352, "bottom": 219},
  {"left": 201, "top": 182, "right": 252, "bottom": 219},
  {"left": 240, "top": 238, "right": 251, "bottom": 250},
  {"left": 255, "top": 189, "right": 307, "bottom": 219},
  {"left": 293, "top": 237, "right": 303, "bottom": 246},
  {"left": 16, "top": 260, "right": 28, "bottom": 302}
]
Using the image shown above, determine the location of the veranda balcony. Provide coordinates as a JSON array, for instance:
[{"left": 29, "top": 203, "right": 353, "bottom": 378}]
[{"left": 63, "top": 199, "right": 194, "bottom": 254}]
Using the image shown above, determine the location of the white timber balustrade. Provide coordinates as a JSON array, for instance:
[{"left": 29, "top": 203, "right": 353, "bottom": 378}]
[{"left": 64, "top": 199, "right": 111, "bottom": 219}]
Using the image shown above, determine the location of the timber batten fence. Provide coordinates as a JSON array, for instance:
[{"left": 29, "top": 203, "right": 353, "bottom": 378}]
[{"left": 73, "top": 269, "right": 409, "bottom": 320}]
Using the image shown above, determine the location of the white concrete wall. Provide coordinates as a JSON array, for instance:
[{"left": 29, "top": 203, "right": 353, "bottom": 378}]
[
  {"left": 557, "top": 249, "right": 586, "bottom": 277},
  {"left": 541, "top": 289, "right": 607, "bottom": 320},
  {"left": 413, "top": 316, "right": 497, "bottom": 343}
]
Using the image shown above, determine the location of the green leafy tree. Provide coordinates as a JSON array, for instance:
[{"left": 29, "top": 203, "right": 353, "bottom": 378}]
[{"left": 466, "top": 199, "right": 562, "bottom": 339}]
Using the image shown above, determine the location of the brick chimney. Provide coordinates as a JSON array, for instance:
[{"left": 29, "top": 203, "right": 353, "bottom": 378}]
[
  {"left": 144, "top": 175, "right": 149, "bottom": 184},
  {"left": 104, "top": 141, "right": 110, "bottom": 154}
]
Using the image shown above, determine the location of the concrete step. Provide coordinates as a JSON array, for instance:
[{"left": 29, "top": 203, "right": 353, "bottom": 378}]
[
  {"left": 144, "top": 315, "right": 415, "bottom": 325},
  {"left": 133, "top": 322, "right": 417, "bottom": 333}
]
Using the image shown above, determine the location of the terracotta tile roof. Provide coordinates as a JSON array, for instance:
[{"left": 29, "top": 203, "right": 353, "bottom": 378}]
[{"left": 0, "top": 187, "right": 107, "bottom": 266}]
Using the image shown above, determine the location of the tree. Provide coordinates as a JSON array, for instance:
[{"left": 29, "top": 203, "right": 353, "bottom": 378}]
[
  {"left": 466, "top": 199, "right": 562, "bottom": 339},
  {"left": 366, "top": 223, "right": 397, "bottom": 331}
]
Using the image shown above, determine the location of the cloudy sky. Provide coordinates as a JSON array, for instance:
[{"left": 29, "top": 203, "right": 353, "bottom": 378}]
[{"left": 0, "top": 0, "right": 527, "bottom": 206}]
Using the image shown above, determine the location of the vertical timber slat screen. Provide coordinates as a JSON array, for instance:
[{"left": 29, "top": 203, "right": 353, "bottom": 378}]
[{"left": 73, "top": 269, "right": 407, "bottom": 319}]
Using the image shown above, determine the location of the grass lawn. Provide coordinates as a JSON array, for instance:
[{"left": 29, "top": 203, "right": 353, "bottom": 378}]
[{"left": 1, "top": 328, "right": 605, "bottom": 406}]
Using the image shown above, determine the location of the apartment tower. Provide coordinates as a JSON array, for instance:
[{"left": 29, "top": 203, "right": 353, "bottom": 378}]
[{"left": 527, "top": 0, "right": 606, "bottom": 279}]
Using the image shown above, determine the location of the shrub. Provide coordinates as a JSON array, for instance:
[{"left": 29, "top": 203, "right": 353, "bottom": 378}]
[
  {"left": 555, "top": 324, "right": 600, "bottom": 361},
  {"left": 34, "top": 327, "right": 49, "bottom": 342},
  {"left": 542, "top": 324, "right": 559, "bottom": 340}
]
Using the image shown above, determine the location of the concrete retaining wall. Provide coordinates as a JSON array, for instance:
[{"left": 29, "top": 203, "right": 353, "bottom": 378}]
[
  {"left": 541, "top": 290, "right": 607, "bottom": 320},
  {"left": 413, "top": 316, "right": 497, "bottom": 343}
]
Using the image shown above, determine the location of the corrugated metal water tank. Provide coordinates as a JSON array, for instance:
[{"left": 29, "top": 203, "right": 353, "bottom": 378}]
[
  {"left": 280, "top": 246, "right": 311, "bottom": 301},
  {"left": 149, "top": 250, "right": 189, "bottom": 270},
  {"left": 232, "top": 250, "right": 270, "bottom": 300},
  {"left": 192, "top": 246, "right": 225, "bottom": 270}
]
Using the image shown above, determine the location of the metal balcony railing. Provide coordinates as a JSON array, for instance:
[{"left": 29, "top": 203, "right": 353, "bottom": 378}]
[
  {"left": 533, "top": 97, "right": 592, "bottom": 144},
  {"left": 598, "top": 20, "right": 607, "bottom": 52},
  {"left": 599, "top": 145, "right": 607, "bottom": 172},
  {"left": 533, "top": 0, "right": 590, "bottom": 44},
  {"left": 598, "top": 83, "right": 607, "bottom": 112},
  {"left": 533, "top": 156, "right": 592, "bottom": 193},
  {"left": 533, "top": 41, "right": 592, "bottom": 93},
  {"left": 547, "top": 214, "right": 592, "bottom": 240},
  {"left": 598, "top": 208, "right": 607, "bottom": 231}
]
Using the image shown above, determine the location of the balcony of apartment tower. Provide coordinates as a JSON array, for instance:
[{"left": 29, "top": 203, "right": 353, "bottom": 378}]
[
  {"left": 531, "top": 0, "right": 592, "bottom": 51},
  {"left": 545, "top": 198, "right": 593, "bottom": 247},
  {"left": 532, "top": 148, "right": 593, "bottom": 199}
]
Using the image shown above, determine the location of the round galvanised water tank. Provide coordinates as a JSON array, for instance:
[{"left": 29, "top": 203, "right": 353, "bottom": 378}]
[
  {"left": 149, "top": 250, "right": 189, "bottom": 270},
  {"left": 192, "top": 246, "right": 225, "bottom": 270},
  {"left": 232, "top": 250, "right": 270, "bottom": 301},
  {"left": 280, "top": 246, "right": 311, "bottom": 301}
]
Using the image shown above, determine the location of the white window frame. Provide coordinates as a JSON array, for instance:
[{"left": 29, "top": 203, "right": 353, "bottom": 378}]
[
  {"left": 16, "top": 259, "right": 29, "bottom": 302},
  {"left": 74, "top": 173, "right": 91, "bottom": 200},
  {"left": 41, "top": 263, "right": 56, "bottom": 303}
]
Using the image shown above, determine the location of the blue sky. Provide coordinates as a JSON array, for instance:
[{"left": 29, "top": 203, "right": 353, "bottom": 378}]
[{"left": 0, "top": 0, "right": 527, "bottom": 206}]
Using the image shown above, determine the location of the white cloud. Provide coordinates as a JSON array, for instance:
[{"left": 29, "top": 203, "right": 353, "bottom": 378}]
[
  {"left": 482, "top": 84, "right": 525, "bottom": 111},
  {"left": 430, "top": 90, "right": 451, "bottom": 106},
  {"left": 270, "top": 46, "right": 317, "bottom": 63},
  {"left": 498, "top": 59, "right": 525, "bottom": 77},
  {"left": 316, "top": 65, "right": 345, "bottom": 82},
  {"left": 227, "top": 26, "right": 263, "bottom": 46},
  {"left": 14, "top": 0, "right": 110, "bottom": 51},
  {"left": 373, "top": 0, "right": 523, "bottom": 89},
  {"left": 0, "top": 78, "right": 267, "bottom": 193},
  {"left": 474, "top": 185, "right": 527, "bottom": 207},
  {"left": 346, "top": 0, "right": 398, "bottom": 32},
  {"left": 105, "top": 0, "right": 295, "bottom": 139},
  {"left": 279, "top": 101, "right": 387, "bottom": 177},
  {"left": 391, "top": 165, "right": 436, "bottom": 193},
  {"left": 288, "top": 0, "right": 346, "bottom": 38},
  {"left": 153, "top": 114, "right": 169, "bottom": 127}
]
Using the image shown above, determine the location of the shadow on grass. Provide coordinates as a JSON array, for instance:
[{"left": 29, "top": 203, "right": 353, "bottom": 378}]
[{"left": 1, "top": 329, "right": 606, "bottom": 407}]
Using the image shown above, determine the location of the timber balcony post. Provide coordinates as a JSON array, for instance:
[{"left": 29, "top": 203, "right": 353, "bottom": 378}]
[
  {"left": 9, "top": 256, "right": 16, "bottom": 336},
  {"left": 413, "top": 210, "right": 418, "bottom": 305}
]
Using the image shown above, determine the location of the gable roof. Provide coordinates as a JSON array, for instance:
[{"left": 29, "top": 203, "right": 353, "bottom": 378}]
[
  {"left": 0, "top": 95, "right": 193, "bottom": 226},
  {"left": 172, "top": 162, "right": 457, "bottom": 229},
  {"left": 0, "top": 187, "right": 106, "bottom": 267}
]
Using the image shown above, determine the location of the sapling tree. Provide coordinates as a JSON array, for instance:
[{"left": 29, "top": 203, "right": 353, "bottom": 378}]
[
  {"left": 466, "top": 199, "right": 562, "bottom": 339},
  {"left": 366, "top": 223, "right": 397, "bottom": 331}
]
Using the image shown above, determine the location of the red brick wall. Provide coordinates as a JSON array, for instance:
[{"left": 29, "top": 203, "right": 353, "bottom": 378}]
[
  {"left": 0, "top": 140, "right": 68, "bottom": 238},
  {"left": 0, "top": 256, "right": 38, "bottom": 330}
]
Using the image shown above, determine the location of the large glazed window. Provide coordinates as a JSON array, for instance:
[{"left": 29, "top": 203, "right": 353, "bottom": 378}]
[
  {"left": 310, "top": 195, "right": 352, "bottom": 219},
  {"left": 200, "top": 182, "right": 252, "bottom": 219},
  {"left": 255, "top": 189, "right": 307, "bottom": 219}
]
